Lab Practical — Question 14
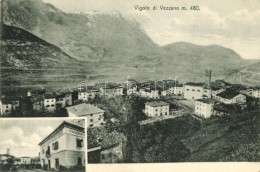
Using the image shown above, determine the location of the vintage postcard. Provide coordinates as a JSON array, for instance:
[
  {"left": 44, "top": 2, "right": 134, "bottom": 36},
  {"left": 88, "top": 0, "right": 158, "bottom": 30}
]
[
  {"left": 0, "top": 118, "right": 86, "bottom": 172},
  {"left": 0, "top": 0, "right": 260, "bottom": 171}
]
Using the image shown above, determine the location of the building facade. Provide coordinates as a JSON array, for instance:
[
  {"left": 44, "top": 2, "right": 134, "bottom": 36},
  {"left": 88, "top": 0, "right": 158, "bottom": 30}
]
[
  {"left": 44, "top": 94, "right": 56, "bottom": 113},
  {"left": 215, "top": 91, "right": 246, "bottom": 104},
  {"left": 144, "top": 101, "right": 169, "bottom": 117},
  {"left": 66, "top": 103, "right": 105, "bottom": 128},
  {"left": 184, "top": 83, "right": 211, "bottom": 100},
  {"left": 39, "top": 120, "right": 85, "bottom": 170},
  {"left": 195, "top": 99, "right": 215, "bottom": 118},
  {"left": 21, "top": 157, "right": 31, "bottom": 164}
]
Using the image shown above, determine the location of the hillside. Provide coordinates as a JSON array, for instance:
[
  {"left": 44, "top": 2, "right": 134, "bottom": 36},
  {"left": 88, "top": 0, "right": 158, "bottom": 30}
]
[
  {"left": 223, "top": 61, "right": 260, "bottom": 86},
  {"left": 1, "top": 24, "right": 92, "bottom": 96},
  {"left": 182, "top": 110, "right": 260, "bottom": 161},
  {"left": 2, "top": 0, "right": 161, "bottom": 62}
]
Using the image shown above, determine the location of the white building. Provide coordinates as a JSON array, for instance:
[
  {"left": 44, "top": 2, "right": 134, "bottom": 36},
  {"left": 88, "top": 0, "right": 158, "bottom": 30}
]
[
  {"left": 252, "top": 89, "right": 260, "bottom": 98},
  {"left": 0, "top": 99, "right": 12, "bottom": 116},
  {"left": 195, "top": 99, "right": 216, "bottom": 118},
  {"left": 184, "top": 83, "right": 211, "bottom": 100},
  {"left": 144, "top": 101, "right": 169, "bottom": 117},
  {"left": 100, "top": 85, "right": 123, "bottom": 97},
  {"left": 66, "top": 103, "right": 105, "bottom": 128},
  {"left": 139, "top": 88, "right": 160, "bottom": 99},
  {"left": 44, "top": 94, "right": 56, "bottom": 113},
  {"left": 173, "top": 85, "right": 184, "bottom": 95},
  {"left": 127, "top": 86, "right": 138, "bottom": 95},
  {"left": 215, "top": 91, "right": 246, "bottom": 104},
  {"left": 39, "top": 120, "right": 85, "bottom": 170},
  {"left": 78, "top": 90, "right": 99, "bottom": 102},
  {"left": 21, "top": 157, "right": 31, "bottom": 164}
]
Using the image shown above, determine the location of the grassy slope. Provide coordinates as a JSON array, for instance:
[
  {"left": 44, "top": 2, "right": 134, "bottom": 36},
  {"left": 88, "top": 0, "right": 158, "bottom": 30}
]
[{"left": 182, "top": 109, "right": 260, "bottom": 161}]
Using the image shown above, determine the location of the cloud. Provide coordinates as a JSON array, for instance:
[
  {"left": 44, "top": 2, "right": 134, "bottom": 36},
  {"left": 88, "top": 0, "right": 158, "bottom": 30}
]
[{"left": 0, "top": 127, "right": 43, "bottom": 157}]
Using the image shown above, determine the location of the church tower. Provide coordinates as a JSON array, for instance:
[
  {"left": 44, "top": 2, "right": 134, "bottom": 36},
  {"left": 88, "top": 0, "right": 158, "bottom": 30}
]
[{"left": 205, "top": 69, "right": 212, "bottom": 88}]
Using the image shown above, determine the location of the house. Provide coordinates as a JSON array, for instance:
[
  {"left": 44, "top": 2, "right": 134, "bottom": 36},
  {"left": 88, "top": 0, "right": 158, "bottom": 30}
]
[
  {"left": 184, "top": 82, "right": 211, "bottom": 100},
  {"left": 56, "top": 94, "right": 66, "bottom": 109},
  {"left": 240, "top": 87, "right": 260, "bottom": 98},
  {"left": 21, "top": 157, "right": 31, "bottom": 164},
  {"left": 144, "top": 101, "right": 169, "bottom": 117},
  {"left": 31, "top": 96, "right": 44, "bottom": 112},
  {"left": 195, "top": 99, "right": 216, "bottom": 118},
  {"left": 173, "top": 83, "right": 184, "bottom": 95},
  {"left": 43, "top": 94, "right": 56, "bottom": 113},
  {"left": 127, "top": 85, "right": 138, "bottom": 95},
  {"left": 139, "top": 88, "right": 160, "bottom": 99},
  {"left": 66, "top": 103, "right": 105, "bottom": 128},
  {"left": 240, "top": 88, "right": 253, "bottom": 97},
  {"left": 215, "top": 91, "right": 246, "bottom": 104},
  {"left": 252, "top": 87, "right": 260, "bottom": 98},
  {"left": 78, "top": 90, "right": 98, "bottom": 102},
  {"left": 39, "top": 120, "right": 85, "bottom": 170},
  {"left": 0, "top": 98, "right": 12, "bottom": 116},
  {"left": 100, "top": 85, "right": 123, "bottom": 97}
]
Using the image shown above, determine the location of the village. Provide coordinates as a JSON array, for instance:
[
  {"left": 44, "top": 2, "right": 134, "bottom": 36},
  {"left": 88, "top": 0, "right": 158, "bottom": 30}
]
[{"left": 1, "top": 70, "right": 260, "bottom": 166}]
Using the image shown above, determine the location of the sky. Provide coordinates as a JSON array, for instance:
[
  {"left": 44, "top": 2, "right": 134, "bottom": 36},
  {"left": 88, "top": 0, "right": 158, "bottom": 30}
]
[
  {"left": 42, "top": 0, "right": 260, "bottom": 60},
  {"left": 0, "top": 119, "right": 63, "bottom": 157}
]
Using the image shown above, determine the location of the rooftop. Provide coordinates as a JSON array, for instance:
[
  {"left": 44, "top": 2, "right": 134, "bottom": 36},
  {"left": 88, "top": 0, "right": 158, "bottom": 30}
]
[
  {"left": 66, "top": 103, "right": 105, "bottom": 116},
  {"left": 145, "top": 101, "right": 169, "bottom": 107},
  {"left": 211, "top": 86, "right": 223, "bottom": 91},
  {"left": 44, "top": 94, "right": 56, "bottom": 99},
  {"left": 39, "top": 120, "right": 85, "bottom": 146},
  {"left": 185, "top": 82, "right": 205, "bottom": 87},
  {"left": 216, "top": 91, "right": 241, "bottom": 99},
  {"left": 196, "top": 98, "right": 216, "bottom": 104}
]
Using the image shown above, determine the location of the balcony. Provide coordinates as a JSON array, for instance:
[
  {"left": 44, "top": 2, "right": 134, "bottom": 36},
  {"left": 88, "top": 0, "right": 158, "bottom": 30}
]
[{"left": 45, "top": 149, "right": 51, "bottom": 158}]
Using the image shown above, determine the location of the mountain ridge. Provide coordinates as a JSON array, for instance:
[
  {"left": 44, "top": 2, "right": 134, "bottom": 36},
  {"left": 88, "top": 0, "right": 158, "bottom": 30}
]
[{"left": 1, "top": 0, "right": 259, "bottom": 85}]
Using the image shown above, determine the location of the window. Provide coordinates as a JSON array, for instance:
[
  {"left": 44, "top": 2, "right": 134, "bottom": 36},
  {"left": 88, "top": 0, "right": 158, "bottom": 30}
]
[
  {"left": 186, "top": 89, "right": 190, "bottom": 91},
  {"left": 47, "top": 100, "right": 49, "bottom": 103},
  {"left": 46, "top": 105, "right": 50, "bottom": 107},
  {"left": 90, "top": 119, "right": 93, "bottom": 122},
  {"left": 76, "top": 139, "right": 84, "bottom": 148},
  {"left": 5, "top": 110, "right": 9, "bottom": 113},
  {"left": 89, "top": 124, "right": 93, "bottom": 127},
  {"left": 51, "top": 105, "right": 54, "bottom": 107},
  {"left": 52, "top": 142, "right": 59, "bottom": 150},
  {"left": 42, "top": 149, "right": 45, "bottom": 154}
]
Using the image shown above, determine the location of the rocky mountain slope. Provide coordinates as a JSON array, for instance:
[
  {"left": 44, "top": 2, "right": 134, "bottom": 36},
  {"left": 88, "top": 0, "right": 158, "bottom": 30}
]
[
  {"left": 1, "top": 24, "right": 91, "bottom": 96},
  {"left": 1, "top": 0, "right": 259, "bottom": 86}
]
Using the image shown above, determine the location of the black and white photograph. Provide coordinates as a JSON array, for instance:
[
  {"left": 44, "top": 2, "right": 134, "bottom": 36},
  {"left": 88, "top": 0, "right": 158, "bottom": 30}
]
[
  {"left": 0, "top": 118, "right": 86, "bottom": 172},
  {"left": 0, "top": 0, "right": 260, "bottom": 171}
]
